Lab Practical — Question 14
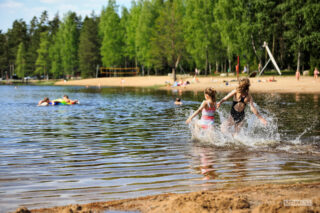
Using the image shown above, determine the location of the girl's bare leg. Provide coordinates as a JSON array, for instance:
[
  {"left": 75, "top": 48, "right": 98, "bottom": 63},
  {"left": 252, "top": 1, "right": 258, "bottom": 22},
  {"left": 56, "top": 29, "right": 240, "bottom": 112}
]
[
  {"left": 234, "top": 120, "right": 244, "bottom": 136},
  {"left": 221, "top": 116, "right": 234, "bottom": 134}
]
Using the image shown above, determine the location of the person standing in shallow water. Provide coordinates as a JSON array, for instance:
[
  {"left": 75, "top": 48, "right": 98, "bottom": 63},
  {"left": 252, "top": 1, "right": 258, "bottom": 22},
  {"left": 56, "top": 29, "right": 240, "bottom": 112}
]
[
  {"left": 216, "top": 78, "right": 267, "bottom": 133},
  {"left": 186, "top": 87, "right": 217, "bottom": 129}
]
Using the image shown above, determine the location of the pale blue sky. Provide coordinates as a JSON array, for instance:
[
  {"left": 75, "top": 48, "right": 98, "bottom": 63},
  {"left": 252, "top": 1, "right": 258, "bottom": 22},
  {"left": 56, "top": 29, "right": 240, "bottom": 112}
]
[{"left": 0, "top": 0, "right": 132, "bottom": 32}]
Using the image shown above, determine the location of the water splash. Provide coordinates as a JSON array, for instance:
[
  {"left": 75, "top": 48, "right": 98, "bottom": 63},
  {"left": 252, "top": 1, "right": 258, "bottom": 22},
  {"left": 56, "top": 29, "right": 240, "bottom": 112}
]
[
  {"left": 291, "top": 119, "right": 319, "bottom": 144},
  {"left": 187, "top": 103, "right": 319, "bottom": 155}
]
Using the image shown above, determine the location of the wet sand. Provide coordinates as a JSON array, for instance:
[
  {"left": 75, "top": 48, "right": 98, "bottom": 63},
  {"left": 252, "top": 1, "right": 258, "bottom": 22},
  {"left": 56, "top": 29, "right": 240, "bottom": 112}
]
[
  {"left": 55, "top": 75, "right": 320, "bottom": 94},
  {"left": 15, "top": 182, "right": 320, "bottom": 213}
]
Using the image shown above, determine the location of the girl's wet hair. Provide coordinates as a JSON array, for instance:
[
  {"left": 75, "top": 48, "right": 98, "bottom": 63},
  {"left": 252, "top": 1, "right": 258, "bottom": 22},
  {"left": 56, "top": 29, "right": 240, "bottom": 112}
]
[
  {"left": 44, "top": 97, "right": 49, "bottom": 101},
  {"left": 237, "top": 78, "right": 250, "bottom": 94},
  {"left": 204, "top": 87, "right": 216, "bottom": 101}
]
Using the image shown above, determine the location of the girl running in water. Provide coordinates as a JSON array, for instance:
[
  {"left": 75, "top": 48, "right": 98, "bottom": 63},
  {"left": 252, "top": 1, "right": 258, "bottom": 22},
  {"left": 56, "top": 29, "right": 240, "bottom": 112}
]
[
  {"left": 217, "top": 78, "right": 267, "bottom": 133},
  {"left": 186, "top": 87, "right": 216, "bottom": 129}
]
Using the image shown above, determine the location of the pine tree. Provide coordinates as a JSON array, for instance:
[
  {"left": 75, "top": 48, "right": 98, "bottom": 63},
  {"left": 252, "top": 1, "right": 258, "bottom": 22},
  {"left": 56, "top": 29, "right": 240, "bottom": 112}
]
[
  {"left": 26, "top": 16, "right": 40, "bottom": 77},
  {"left": 48, "top": 13, "right": 60, "bottom": 36},
  {"left": 7, "top": 19, "right": 28, "bottom": 73},
  {"left": 78, "top": 15, "right": 100, "bottom": 78}
]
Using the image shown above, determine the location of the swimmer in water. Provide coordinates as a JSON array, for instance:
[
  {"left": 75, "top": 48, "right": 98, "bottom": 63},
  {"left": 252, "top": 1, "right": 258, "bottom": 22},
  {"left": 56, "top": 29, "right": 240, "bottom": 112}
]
[
  {"left": 62, "top": 95, "right": 78, "bottom": 104},
  {"left": 38, "top": 97, "right": 52, "bottom": 106}
]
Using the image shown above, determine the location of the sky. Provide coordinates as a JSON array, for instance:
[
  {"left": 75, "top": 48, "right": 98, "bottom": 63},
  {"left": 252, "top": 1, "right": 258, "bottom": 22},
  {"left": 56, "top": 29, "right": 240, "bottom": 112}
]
[{"left": 0, "top": 0, "right": 132, "bottom": 32}]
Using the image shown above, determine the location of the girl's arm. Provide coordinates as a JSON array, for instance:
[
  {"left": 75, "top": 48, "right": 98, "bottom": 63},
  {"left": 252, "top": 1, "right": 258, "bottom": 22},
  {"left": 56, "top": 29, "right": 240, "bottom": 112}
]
[
  {"left": 186, "top": 101, "right": 206, "bottom": 124},
  {"left": 249, "top": 95, "right": 267, "bottom": 125},
  {"left": 216, "top": 89, "right": 236, "bottom": 109}
]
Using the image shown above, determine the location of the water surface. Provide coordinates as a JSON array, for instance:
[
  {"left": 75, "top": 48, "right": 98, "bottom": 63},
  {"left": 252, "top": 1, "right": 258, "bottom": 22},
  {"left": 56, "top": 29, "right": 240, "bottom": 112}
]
[{"left": 0, "top": 85, "right": 319, "bottom": 212}]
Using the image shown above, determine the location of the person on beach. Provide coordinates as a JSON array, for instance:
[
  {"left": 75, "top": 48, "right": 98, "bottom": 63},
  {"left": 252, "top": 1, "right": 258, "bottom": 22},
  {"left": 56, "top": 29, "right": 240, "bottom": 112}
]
[
  {"left": 38, "top": 97, "right": 52, "bottom": 106},
  {"left": 314, "top": 67, "right": 319, "bottom": 80},
  {"left": 186, "top": 87, "right": 216, "bottom": 129},
  {"left": 296, "top": 70, "right": 301, "bottom": 81},
  {"left": 258, "top": 63, "right": 262, "bottom": 73},
  {"left": 216, "top": 78, "right": 267, "bottom": 133}
]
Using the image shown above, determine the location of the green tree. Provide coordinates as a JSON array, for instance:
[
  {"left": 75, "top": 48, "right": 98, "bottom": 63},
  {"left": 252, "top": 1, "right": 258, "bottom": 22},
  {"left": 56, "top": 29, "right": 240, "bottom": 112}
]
[
  {"left": 26, "top": 16, "right": 40, "bottom": 77},
  {"left": 124, "top": 1, "right": 142, "bottom": 67},
  {"left": 60, "top": 12, "right": 81, "bottom": 77},
  {"left": 246, "top": 0, "right": 284, "bottom": 68},
  {"left": 0, "top": 31, "right": 8, "bottom": 77},
  {"left": 35, "top": 31, "right": 50, "bottom": 78},
  {"left": 214, "top": 0, "right": 246, "bottom": 72},
  {"left": 78, "top": 15, "right": 100, "bottom": 78},
  {"left": 151, "top": 0, "right": 185, "bottom": 81},
  {"left": 99, "top": 0, "right": 123, "bottom": 67},
  {"left": 280, "top": 0, "right": 309, "bottom": 72},
  {"left": 48, "top": 13, "right": 60, "bottom": 36},
  {"left": 6, "top": 19, "right": 28, "bottom": 76},
  {"left": 49, "top": 32, "right": 63, "bottom": 78},
  {"left": 47, "top": 13, "right": 61, "bottom": 78},
  {"left": 15, "top": 42, "right": 26, "bottom": 78},
  {"left": 303, "top": 0, "right": 320, "bottom": 71},
  {"left": 39, "top": 11, "right": 49, "bottom": 32},
  {"left": 136, "top": 0, "right": 158, "bottom": 75},
  {"left": 184, "top": 0, "right": 216, "bottom": 75},
  {"left": 120, "top": 7, "right": 129, "bottom": 67}
]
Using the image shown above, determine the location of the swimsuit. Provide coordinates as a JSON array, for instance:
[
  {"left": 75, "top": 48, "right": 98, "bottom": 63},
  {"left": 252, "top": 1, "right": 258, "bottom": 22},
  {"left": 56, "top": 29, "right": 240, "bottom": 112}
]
[
  {"left": 199, "top": 103, "right": 216, "bottom": 129},
  {"left": 230, "top": 95, "right": 246, "bottom": 124}
]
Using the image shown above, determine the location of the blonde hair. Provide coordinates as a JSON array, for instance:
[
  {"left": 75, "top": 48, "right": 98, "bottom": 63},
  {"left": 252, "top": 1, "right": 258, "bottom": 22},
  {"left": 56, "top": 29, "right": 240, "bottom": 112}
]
[
  {"left": 204, "top": 87, "right": 216, "bottom": 102},
  {"left": 237, "top": 78, "right": 250, "bottom": 94}
]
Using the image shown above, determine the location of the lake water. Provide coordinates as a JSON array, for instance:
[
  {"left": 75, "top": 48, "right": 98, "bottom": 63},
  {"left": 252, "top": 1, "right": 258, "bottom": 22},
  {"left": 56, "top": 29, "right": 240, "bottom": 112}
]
[{"left": 0, "top": 85, "right": 319, "bottom": 212}]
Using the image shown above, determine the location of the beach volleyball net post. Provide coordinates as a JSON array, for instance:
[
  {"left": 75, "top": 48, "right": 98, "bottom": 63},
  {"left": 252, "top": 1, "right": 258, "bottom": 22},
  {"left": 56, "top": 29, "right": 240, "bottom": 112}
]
[{"left": 100, "top": 67, "right": 140, "bottom": 77}]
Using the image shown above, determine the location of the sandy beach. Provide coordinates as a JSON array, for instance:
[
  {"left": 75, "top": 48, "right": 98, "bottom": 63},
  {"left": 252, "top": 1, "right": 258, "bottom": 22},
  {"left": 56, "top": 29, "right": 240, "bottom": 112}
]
[
  {"left": 15, "top": 182, "right": 320, "bottom": 213},
  {"left": 55, "top": 75, "right": 320, "bottom": 94}
]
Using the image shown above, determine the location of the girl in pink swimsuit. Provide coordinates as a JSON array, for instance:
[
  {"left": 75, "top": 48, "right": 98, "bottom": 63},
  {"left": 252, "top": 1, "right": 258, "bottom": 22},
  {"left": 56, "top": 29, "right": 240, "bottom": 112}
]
[{"left": 186, "top": 87, "right": 216, "bottom": 129}]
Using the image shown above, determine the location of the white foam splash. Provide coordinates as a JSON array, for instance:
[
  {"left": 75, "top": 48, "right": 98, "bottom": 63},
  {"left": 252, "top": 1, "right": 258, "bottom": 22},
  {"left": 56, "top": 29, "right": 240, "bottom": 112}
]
[{"left": 187, "top": 104, "right": 281, "bottom": 149}]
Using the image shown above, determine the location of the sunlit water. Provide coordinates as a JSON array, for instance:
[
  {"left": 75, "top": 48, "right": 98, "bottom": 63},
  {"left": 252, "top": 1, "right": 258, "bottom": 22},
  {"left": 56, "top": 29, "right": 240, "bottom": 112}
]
[{"left": 0, "top": 85, "right": 319, "bottom": 212}]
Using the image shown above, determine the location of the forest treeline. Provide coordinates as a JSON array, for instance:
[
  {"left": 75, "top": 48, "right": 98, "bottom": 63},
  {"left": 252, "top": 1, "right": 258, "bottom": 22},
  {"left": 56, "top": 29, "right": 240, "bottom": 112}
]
[{"left": 0, "top": 0, "right": 319, "bottom": 80}]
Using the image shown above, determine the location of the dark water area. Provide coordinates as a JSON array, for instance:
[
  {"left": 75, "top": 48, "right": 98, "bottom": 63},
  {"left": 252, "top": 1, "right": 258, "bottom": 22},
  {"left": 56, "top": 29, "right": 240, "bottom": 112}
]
[{"left": 0, "top": 85, "right": 319, "bottom": 212}]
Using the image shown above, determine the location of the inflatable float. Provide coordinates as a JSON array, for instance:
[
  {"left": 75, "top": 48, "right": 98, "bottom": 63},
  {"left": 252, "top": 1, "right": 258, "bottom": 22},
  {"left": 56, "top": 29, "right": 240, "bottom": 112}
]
[
  {"left": 51, "top": 99, "right": 79, "bottom": 105},
  {"left": 39, "top": 99, "right": 79, "bottom": 106}
]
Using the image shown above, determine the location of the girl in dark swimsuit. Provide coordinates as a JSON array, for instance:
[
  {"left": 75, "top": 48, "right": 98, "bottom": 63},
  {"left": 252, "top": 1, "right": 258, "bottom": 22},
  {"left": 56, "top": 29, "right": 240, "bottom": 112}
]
[{"left": 217, "top": 78, "right": 267, "bottom": 133}]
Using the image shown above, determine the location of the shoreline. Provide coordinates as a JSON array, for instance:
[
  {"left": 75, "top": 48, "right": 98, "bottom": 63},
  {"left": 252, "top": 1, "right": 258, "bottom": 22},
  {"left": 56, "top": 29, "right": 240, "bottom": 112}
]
[
  {"left": 54, "top": 75, "right": 320, "bottom": 94},
  {"left": 16, "top": 182, "right": 320, "bottom": 213}
]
